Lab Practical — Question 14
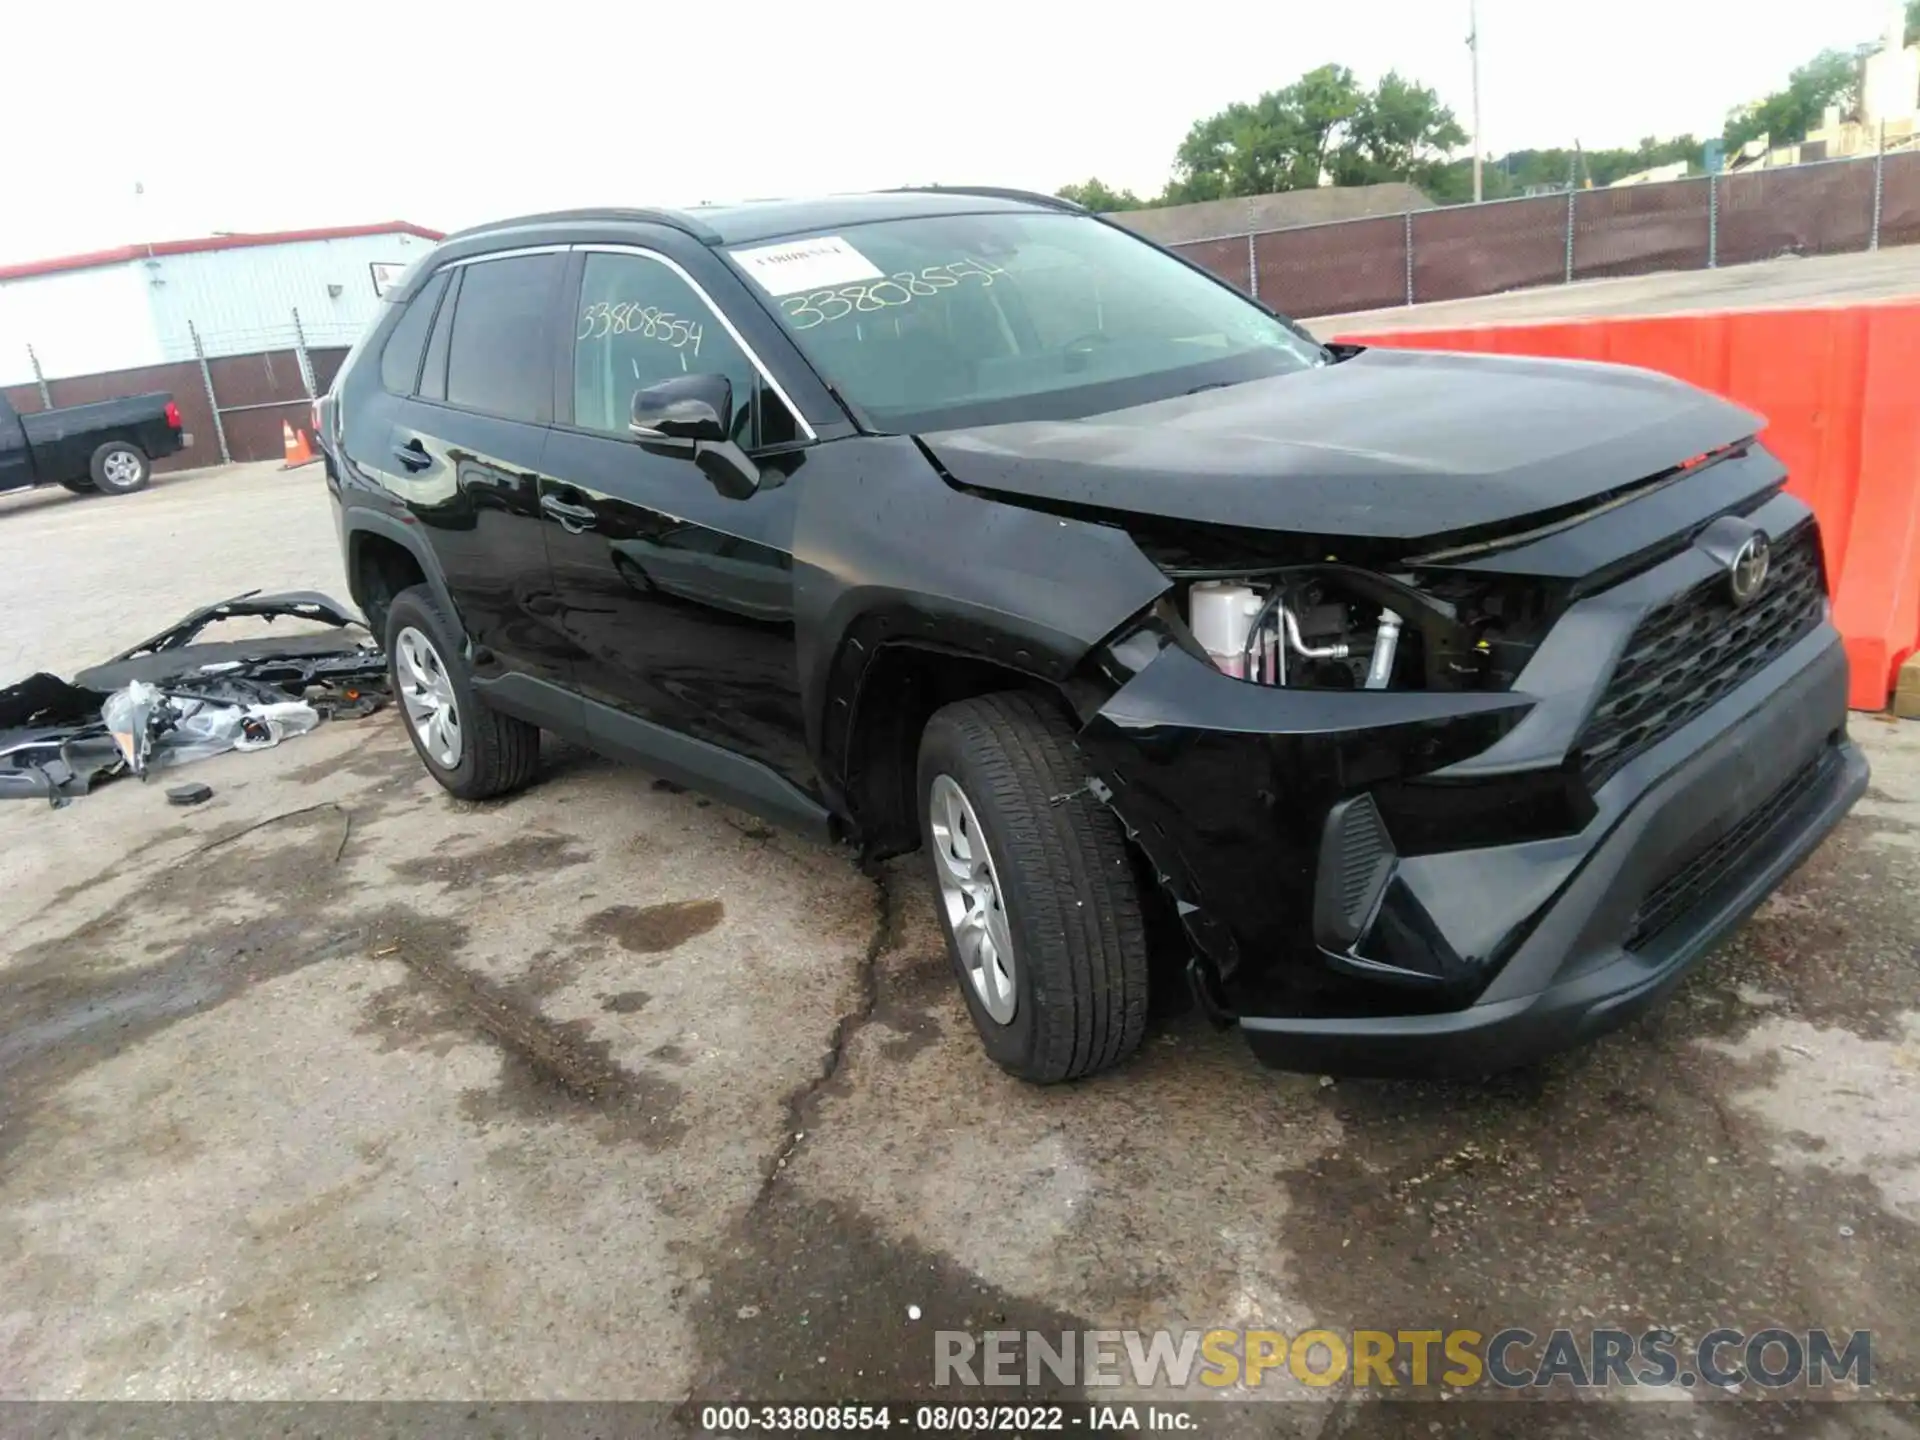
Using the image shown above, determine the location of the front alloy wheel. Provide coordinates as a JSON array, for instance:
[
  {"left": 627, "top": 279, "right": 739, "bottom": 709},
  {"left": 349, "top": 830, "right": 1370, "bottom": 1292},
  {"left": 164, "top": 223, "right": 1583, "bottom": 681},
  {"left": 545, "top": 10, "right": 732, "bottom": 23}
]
[
  {"left": 916, "top": 691, "right": 1151, "bottom": 1083},
  {"left": 928, "top": 773, "right": 1017, "bottom": 1024},
  {"left": 395, "top": 625, "right": 463, "bottom": 769}
]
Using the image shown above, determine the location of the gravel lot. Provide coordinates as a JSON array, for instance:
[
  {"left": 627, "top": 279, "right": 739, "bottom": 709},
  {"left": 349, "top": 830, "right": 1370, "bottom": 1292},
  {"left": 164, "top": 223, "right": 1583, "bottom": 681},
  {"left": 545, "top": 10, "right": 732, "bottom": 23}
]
[{"left": 3, "top": 438, "right": 1917, "bottom": 1431}]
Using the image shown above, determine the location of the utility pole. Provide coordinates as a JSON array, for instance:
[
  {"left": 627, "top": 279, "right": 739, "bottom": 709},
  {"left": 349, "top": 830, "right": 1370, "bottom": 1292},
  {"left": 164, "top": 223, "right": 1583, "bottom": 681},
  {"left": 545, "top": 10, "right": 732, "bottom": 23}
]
[{"left": 1469, "top": 0, "right": 1483, "bottom": 202}]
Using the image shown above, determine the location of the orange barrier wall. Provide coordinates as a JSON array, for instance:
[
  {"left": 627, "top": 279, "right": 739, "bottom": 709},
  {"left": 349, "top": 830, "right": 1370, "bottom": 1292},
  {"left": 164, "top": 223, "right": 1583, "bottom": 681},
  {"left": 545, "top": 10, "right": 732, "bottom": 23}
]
[{"left": 1339, "top": 303, "right": 1920, "bottom": 711}]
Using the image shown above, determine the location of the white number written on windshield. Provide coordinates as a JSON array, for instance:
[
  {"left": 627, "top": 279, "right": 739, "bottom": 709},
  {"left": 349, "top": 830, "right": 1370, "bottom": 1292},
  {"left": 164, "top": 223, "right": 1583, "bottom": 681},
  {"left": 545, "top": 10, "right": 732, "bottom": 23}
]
[
  {"left": 578, "top": 301, "right": 704, "bottom": 357},
  {"left": 780, "top": 257, "right": 1006, "bottom": 331}
]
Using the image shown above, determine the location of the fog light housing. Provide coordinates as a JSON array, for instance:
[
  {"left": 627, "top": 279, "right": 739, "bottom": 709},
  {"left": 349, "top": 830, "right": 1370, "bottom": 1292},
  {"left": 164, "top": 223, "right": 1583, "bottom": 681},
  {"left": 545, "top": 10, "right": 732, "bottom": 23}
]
[{"left": 1314, "top": 793, "right": 1396, "bottom": 947}]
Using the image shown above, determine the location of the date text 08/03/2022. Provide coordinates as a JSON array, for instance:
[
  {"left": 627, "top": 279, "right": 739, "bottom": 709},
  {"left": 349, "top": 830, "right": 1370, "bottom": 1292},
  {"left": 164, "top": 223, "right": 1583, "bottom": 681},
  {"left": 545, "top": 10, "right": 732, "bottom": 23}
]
[{"left": 699, "top": 1404, "right": 1191, "bottom": 1434}]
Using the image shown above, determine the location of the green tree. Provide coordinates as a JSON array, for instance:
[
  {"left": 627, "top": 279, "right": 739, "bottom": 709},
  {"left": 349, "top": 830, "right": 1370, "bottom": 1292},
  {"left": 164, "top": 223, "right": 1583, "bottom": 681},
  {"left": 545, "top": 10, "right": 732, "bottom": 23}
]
[
  {"left": 1909, "top": 0, "right": 1918, "bottom": 47},
  {"left": 1584, "top": 134, "right": 1701, "bottom": 186},
  {"left": 1054, "top": 178, "right": 1148, "bottom": 212},
  {"left": 1331, "top": 71, "right": 1468, "bottom": 188},
  {"left": 1167, "top": 64, "right": 1367, "bottom": 201},
  {"left": 1421, "top": 134, "right": 1704, "bottom": 205},
  {"left": 1723, "top": 49, "right": 1859, "bottom": 149},
  {"left": 1166, "top": 65, "right": 1465, "bottom": 202}
]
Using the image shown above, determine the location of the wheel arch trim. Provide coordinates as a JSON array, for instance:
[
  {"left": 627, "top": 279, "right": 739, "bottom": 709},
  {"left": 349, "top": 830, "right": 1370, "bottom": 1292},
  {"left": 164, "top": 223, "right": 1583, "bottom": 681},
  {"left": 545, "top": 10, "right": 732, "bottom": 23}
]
[{"left": 340, "top": 508, "right": 463, "bottom": 642}]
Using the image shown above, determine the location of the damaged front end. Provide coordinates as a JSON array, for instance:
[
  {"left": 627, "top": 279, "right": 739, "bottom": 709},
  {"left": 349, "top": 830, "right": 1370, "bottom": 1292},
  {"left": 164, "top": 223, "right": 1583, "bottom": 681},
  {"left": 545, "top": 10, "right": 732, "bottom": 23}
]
[
  {"left": 1076, "top": 590, "right": 1536, "bottom": 1023},
  {"left": 1065, "top": 447, "right": 1865, "bottom": 1075}
]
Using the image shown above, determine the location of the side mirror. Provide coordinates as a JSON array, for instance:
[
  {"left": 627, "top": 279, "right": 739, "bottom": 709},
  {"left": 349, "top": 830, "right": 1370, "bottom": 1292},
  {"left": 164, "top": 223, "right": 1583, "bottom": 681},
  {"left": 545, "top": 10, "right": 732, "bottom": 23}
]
[
  {"left": 629, "top": 373, "right": 760, "bottom": 500},
  {"left": 630, "top": 374, "right": 732, "bottom": 443}
]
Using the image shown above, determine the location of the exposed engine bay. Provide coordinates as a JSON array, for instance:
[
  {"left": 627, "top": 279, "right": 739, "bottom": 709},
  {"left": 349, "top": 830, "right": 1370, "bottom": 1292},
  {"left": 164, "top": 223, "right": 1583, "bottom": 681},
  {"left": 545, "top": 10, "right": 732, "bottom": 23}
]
[
  {"left": 1175, "top": 563, "right": 1549, "bottom": 694},
  {"left": 1188, "top": 576, "right": 1403, "bottom": 690}
]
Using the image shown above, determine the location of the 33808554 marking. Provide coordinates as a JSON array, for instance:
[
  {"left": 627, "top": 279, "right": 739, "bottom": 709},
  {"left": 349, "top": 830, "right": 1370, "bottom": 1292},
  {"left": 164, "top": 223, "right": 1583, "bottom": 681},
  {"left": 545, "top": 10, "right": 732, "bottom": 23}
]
[
  {"left": 698, "top": 1403, "right": 1081, "bottom": 1432},
  {"left": 699, "top": 1404, "right": 1200, "bottom": 1434},
  {"left": 699, "top": 1405, "right": 900, "bottom": 1432}
]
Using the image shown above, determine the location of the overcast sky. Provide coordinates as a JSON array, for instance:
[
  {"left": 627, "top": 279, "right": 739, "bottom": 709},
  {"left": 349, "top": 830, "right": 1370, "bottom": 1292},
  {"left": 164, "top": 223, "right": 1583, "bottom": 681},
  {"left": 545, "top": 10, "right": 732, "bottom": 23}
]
[{"left": 1, "top": 0, "right": 1905, "bottom": 264}]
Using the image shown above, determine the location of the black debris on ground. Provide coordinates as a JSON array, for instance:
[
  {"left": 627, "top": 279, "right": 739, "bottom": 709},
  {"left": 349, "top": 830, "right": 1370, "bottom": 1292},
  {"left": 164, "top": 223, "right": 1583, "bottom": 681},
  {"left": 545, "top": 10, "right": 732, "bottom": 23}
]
[{"left": 0, "top": 589, "right": 390, "bottom": 808}]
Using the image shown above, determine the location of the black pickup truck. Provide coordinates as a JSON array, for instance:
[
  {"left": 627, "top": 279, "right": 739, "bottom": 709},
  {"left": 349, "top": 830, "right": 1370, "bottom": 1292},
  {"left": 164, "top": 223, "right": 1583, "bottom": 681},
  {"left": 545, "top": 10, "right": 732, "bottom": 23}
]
[{"left": 0, "top": 391, "right": 187, "bottom": 497}]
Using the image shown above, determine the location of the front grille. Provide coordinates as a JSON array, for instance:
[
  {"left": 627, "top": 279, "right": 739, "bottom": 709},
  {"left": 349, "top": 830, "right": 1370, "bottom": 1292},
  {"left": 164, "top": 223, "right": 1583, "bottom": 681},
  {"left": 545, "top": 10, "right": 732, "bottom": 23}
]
[
  {"left": 1626, "top": 751, "right": 1831, "bottom": 949},
  {"left": 1578, "top": 523, "right": 1825, "bottom": 786}
]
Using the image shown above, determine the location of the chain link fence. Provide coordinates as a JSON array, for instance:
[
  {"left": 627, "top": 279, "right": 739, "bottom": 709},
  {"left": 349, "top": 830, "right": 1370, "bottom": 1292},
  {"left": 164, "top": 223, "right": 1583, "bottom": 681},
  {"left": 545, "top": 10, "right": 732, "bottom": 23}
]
[
  {"left": 1172, "top": 144, "right": 1920, "bottom": 320},
  {"left": 7, "top": 310, "right": 352, "bottom": 469}
]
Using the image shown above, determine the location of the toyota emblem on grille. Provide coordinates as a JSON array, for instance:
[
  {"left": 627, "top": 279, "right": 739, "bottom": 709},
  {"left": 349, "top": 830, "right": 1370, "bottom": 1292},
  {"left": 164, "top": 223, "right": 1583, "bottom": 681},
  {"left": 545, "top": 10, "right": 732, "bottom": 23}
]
[{"left": 1729, "top": 533, "right": 1771, "bottom": 606}]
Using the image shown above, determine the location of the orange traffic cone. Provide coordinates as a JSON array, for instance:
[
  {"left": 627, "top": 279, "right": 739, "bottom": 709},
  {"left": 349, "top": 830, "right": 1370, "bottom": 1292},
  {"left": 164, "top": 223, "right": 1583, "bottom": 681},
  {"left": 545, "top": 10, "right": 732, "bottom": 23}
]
[{"left": 282, "top": 419, "right": 317, "bottom": 469}]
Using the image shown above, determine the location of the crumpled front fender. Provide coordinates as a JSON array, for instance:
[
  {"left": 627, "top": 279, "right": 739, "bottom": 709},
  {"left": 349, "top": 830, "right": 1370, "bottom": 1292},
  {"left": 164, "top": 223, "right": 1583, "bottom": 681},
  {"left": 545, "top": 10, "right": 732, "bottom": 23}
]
[{"left": 1079, "top": 637, "right": 1533, "bottom": 988}]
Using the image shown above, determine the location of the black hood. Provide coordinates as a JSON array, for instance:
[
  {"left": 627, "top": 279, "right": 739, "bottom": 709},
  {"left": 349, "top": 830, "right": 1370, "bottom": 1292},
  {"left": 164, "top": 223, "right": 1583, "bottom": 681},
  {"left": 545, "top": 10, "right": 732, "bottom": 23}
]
[{"left": 920, "top": 346, "right": 1761, "bottom": 543}]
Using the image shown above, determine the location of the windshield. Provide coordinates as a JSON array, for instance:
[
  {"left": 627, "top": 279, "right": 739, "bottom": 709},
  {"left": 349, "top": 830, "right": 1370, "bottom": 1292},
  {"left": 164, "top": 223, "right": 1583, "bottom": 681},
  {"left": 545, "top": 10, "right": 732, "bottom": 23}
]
[{"left": 728, "top": 212, "right": 1326, "bottom": 432}]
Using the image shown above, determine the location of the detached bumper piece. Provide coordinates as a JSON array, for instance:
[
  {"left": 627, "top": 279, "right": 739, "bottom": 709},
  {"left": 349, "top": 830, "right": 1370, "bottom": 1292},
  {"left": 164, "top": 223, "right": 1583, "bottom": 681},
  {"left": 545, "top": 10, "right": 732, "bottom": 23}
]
[{"left": 0, "top": 590, "right": 388, "bottom": 807}]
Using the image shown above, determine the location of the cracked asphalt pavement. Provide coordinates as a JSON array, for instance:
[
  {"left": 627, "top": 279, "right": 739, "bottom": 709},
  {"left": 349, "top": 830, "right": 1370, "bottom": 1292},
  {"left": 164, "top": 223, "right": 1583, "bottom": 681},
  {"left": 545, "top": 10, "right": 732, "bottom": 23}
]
[{"left": 3, "top": 462, "right": 1919, "bottom": 1437}]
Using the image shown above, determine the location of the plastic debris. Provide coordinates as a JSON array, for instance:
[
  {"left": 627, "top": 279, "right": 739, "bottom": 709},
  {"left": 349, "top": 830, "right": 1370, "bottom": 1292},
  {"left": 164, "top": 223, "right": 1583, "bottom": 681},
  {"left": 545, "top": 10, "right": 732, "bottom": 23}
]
[
  {"left": 103, "top": 682, "right": 321, "bottom": 775},
  {"left": 235, "top": 701, "right": 321, "bottom": 751},
  {"left": 2, "top": 589, "right": 385, "bottom": 806},
  {"left": 167, "top": 782, "right": 214, "bottom": 806}
]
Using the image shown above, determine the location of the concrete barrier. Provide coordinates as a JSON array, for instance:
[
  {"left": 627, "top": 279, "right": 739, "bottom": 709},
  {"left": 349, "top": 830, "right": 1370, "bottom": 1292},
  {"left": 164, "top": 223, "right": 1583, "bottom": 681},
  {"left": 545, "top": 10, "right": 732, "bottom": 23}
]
[{"left": 1339, "top": 303, "right": 1920, "bottom": 711}]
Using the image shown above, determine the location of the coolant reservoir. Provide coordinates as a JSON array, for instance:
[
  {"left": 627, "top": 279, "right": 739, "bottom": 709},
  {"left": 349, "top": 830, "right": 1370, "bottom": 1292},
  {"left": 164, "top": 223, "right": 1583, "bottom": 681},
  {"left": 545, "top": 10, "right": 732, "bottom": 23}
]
[{"left": 1188, "top": 583, "right": 1261, "bottom": 678}]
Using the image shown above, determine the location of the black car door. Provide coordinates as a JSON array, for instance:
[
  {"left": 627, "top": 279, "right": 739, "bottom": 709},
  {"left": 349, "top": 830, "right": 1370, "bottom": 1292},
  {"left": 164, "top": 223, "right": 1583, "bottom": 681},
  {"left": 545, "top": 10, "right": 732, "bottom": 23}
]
[
  {"left": 388, "top": 249, "right": 575, "bottom": 687},
  {"left": 539, "top": 243, "right": 819, "bottom": 795}
]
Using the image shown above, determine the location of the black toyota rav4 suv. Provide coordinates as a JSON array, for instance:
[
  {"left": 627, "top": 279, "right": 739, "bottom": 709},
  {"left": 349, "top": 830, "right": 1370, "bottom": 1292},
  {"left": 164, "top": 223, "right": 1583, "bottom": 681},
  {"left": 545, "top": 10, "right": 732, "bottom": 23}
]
[{"left": 322, "top": 187, "right": 1866, "bottom": 1083}]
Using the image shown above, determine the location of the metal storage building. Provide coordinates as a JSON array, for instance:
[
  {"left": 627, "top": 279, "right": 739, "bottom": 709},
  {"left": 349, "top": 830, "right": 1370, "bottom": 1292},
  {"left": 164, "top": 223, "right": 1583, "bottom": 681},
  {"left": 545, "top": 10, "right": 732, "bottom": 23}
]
[{"left": 0, "top": 222, "right": 441, "bottom": 465}]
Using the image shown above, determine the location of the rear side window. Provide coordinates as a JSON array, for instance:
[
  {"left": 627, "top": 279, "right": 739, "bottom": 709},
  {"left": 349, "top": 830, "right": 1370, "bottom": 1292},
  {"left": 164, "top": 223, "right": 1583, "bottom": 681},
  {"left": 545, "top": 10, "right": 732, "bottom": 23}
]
[
  {"left": 444, "top": 253, "right": 563, "bottom": 423},
  {"left": 420, "top": 268, "right": 461, "bottom": 402},
  {"left": 379, "top": 270, "right": 450, "bottom": 395}
]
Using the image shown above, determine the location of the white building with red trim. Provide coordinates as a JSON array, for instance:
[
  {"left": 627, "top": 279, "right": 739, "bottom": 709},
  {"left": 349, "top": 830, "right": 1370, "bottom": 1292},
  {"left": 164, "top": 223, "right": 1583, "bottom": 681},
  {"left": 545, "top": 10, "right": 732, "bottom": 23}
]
[{"left": 0, "top": 222, "right": 441, "bottom": 388}]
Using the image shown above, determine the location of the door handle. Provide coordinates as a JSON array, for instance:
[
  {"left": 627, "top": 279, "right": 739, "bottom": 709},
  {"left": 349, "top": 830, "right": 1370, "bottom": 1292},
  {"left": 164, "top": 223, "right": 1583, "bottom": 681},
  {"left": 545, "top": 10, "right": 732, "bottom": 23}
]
[
  {"left": 541, "top": 494, "right": 598, "bottom": 533},
  {"left": 392, "top": 440, "right": 432, "bottom": 472}
]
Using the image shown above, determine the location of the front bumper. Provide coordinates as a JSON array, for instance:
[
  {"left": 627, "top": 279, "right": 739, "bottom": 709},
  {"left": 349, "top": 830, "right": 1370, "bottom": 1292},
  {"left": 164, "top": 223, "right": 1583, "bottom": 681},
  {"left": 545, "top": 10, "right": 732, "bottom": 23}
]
[
  {"left": 1083, "top": 596, "right": 1865, "bottom": 1079},
  {"left": 1242, "top": 664, "right": 1864, "bottom": 1076}
]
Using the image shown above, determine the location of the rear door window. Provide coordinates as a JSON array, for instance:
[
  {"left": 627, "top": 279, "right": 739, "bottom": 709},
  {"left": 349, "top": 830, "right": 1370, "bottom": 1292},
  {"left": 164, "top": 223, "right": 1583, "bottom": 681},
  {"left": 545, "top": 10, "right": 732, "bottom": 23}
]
[
  {"left": 444, "top": 253, "right": 564, "bottom": 423},
  {"left": 378, "top": 269, "right": 450, "bottom": 395}
]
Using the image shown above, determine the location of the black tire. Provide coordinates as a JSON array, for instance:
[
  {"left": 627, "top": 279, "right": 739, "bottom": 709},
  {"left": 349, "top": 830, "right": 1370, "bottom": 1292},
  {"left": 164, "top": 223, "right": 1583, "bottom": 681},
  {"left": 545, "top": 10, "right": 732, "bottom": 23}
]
[
  {"left": 917, "top": 691, "right": 1150, "bottom": 1083},
  {"left": 58, "top": 475, "right": 98, "bottom": 495},
  {"left": 385, "top": 584, "right": 541, "bottom": 801},
  {"left": 89, "top": 441, "right": 151, "bottom": 494}
]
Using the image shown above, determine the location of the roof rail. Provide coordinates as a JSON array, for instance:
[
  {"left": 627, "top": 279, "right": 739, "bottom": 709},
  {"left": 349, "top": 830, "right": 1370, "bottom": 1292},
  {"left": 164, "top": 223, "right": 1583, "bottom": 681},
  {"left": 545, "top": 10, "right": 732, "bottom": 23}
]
[
  {"left": 443, "top": 207, "right": 723, "bottom": 245},
  {"left": 887, "top": 185, "right": 1087, "bottom": 214}
]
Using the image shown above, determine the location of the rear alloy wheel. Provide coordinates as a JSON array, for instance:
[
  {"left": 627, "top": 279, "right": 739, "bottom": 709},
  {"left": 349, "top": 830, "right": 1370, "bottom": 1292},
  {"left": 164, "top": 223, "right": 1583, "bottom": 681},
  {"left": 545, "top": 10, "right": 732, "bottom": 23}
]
[
  {"left": 89, "top": 441, "right": 151, "bottom": 494},
  {"left": 384, "top": 584, "right": 541, "bottom": 800},
  {"left": 395, "top": 626, "right": 463, "bottom": 769},
  {"left": 917, "top": 691, "right": 1150, "bottom": 1083}
]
